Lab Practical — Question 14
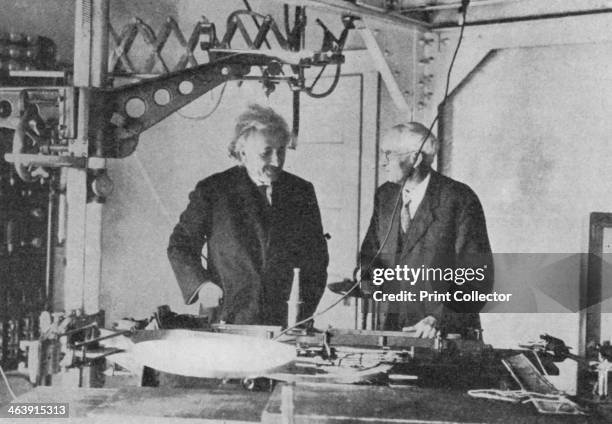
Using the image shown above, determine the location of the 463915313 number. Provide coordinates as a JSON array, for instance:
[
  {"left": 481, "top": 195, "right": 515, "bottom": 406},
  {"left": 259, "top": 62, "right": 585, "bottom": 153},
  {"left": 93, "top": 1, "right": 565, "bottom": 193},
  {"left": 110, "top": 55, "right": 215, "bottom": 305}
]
[{"left": 2, "top": 403, "right": 68, "bottom": 418}]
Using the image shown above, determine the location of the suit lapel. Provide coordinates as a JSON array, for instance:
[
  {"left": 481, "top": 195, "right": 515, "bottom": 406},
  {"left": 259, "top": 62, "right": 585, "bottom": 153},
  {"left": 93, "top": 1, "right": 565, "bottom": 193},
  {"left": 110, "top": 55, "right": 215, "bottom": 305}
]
[
  {"left": 400, "top": 172, "right": 441, "bottom": 255},
  {"left": 270, "top": 174, "right": 286, "bottom": 214},
  {"left": 379, "top": 184, "right": 402, "bottom": 258},
  {"left": 268, "top": 174, "right": 289, "bottom": 248},
  {"left": 233, "top": 167, "right": 269, "bottom": 265}
]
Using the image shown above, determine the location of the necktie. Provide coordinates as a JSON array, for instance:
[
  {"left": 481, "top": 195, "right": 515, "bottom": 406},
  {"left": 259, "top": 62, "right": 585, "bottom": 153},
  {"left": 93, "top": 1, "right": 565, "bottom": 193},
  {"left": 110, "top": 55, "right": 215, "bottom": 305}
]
[
  {"left": 257, "top": 185, "right": 271, "bottom": 206},
  {"left": 401, "top": 199, "right": 411, "bottom": 234}
]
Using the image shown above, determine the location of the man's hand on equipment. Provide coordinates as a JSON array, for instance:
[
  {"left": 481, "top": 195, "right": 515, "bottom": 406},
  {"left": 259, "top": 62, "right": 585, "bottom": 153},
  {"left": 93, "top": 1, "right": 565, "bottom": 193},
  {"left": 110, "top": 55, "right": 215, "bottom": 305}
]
[
  {"left": 188, "top": 281, "right": 223, "bottom": 306},
  {"left": 198, "top": 282, "right": 223, "bottom": 308},
  {"left": 403, "top": 315, "right": 439, "bottom": 338}
]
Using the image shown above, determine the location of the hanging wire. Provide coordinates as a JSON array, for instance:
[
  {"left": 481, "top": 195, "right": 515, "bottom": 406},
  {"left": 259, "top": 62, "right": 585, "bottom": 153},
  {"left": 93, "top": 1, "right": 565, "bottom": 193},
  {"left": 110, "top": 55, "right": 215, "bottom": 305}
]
[
  {"left": 0, "top": 364, "right": 18, "bottom": 401},
  {"left": 443, "top": 3, "right": 469, "bottom": 99},
  {"left": 304, "top": 64, "right": 343, "bottom": 99},
  {"left": 176, "top": 81, "right": 228, "bottom": 121}
]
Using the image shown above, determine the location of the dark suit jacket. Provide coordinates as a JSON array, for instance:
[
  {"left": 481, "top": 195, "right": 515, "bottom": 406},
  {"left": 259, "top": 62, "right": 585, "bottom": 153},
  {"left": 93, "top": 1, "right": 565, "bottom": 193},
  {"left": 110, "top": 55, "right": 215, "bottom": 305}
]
[
  {"left": 168, "top": 166, "right": 329, "bottom": 326},
  {"left": 360, "top": 170, "right": 493, "bottom": 334}
]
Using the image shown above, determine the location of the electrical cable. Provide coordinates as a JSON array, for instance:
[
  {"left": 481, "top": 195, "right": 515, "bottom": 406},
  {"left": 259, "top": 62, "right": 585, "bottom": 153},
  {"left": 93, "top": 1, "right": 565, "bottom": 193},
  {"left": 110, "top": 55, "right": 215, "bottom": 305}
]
[
  {"left": 443, "top": 1, "right": 469, "bottom": 99},
  {"left": 308, "top": 65, "right": 327, "bottom": 92},
  {"left": 177, "top": 81, "right": 228, "bottom": 121},
  {"left": 275, "top": 1, "right": 471, "bottom": 338},
  {"left": 0, "top": 364, "right": 17, "bottom": 401},
  {"left": 305, "top": 63, "right": 343, "bottom": 98}
]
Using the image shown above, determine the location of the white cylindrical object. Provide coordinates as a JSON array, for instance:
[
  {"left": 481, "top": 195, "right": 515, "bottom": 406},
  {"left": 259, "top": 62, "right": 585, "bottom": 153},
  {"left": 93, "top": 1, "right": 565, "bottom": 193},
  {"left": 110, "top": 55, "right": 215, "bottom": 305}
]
[
  {"left": 287, "top": 268, "right": 302, "bottom": 328},
  {"left": 84, "top": 202, "right": 102, "bottom": 314}
]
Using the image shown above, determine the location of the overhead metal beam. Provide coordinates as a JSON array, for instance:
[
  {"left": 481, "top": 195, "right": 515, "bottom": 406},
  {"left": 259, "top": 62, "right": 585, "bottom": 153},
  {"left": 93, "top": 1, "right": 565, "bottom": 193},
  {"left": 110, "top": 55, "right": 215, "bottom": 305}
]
[
  {"left": 429, "top": 0, "right": 612, "bottom": 28},
  {"left": 355, "top": 21, "right": 411, "bottom": 118},
  {"left": 398, "top": 0, "right": 522, "bottom": 13},
  {"left": 269, "top": 0, "right": 431, "bottom": 29}
]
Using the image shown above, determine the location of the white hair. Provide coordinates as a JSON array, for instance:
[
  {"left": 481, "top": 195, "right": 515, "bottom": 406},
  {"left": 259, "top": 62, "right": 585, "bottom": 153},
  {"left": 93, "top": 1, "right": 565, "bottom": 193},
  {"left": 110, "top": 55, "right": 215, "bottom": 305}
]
[
  {"left": 383, "top": 122, "right": 439, "bottom": 166},
  {"left": 228, "top": 104, "right": 291, "bottom": 160}
]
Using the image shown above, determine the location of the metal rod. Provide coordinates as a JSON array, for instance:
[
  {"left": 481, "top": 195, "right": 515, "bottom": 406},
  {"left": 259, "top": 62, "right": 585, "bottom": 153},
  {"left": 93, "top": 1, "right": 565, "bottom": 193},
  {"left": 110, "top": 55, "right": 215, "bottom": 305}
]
[
  {"left": 399, "top": 0, "right": 527, "bottom": 13},
  {"left": 74, "top": 0, "right": 93, "bottom": 86},
  {"left": 292, "top": 90, "right": 300, "bottom": 142},
  {"left": 91, "top": 0, "right": 110, "bottom": 88},
  {"left": 58, "top": 322, "right": 98, "bottom": 337},
  {"left": 88, "top": 348, "right": 125, "bottom": 360},
  {"left": 44, "top": 180, "right": 55, "bottom": 301},
  {"left": 57, "top": 170, "right": 67, "bottom": 244},
  {"left": 79, "top": 346, "right": 86, "bottom": 387},
  {"left": 243, "top": 0, "right": 272, "bottom": 49},
  {"left": 271, "top": 0, "right": 430, "bottom": 29},
  {"left": 83, "top": 0, "right": 110, "bottom": 315},
  {"left": 433, "top": 7, "right": 612, "bottom": 28},
  {"left": 3, "top": 154, "right": 85, "bottom": 168},
  {"left": 72, "top": 330, "right": 132, "bottom": 349},
  {"left": 65, "top": 0, "right": 92, "bottom": 313}
]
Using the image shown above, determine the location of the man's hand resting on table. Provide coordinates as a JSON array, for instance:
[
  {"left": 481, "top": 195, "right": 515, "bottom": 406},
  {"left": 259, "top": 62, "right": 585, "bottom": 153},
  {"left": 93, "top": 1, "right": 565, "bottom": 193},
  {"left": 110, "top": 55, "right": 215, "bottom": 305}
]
[
  {"left": 403, "top": 315, "right": 439, "bottom": 338},
  {"left": 189, "top": 281, "right": 223, "bottom": 307}
]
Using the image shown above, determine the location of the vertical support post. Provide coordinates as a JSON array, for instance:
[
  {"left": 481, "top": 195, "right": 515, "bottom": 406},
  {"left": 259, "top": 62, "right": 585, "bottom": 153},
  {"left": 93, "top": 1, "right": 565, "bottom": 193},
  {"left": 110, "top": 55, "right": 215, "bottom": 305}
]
[
  {"left": 84, "top": 0, "right": 110, "bottom": 315},
  {"left": 64, "top": 0, "right": 92, "bottom": 312},
  {"left": 280, "top": 383, "right": 295, "bottom": 424},
  {"left": 83, "top": 200, "right": 103, "bottom": 314},
  {"left": 90, "top": 0, "right": 110, "bottom": 89},
  {"left": 45, "top": 184, "right": 56, "bottom": 301},
  {"left": 65, "top": 0, "right": 109, "bottom": 314},
  {"left": 585, "top": 214, "right": 612, "bottom": 351},
  {"left": 355, "top": 22, "right": 411, "bottom": 119}
]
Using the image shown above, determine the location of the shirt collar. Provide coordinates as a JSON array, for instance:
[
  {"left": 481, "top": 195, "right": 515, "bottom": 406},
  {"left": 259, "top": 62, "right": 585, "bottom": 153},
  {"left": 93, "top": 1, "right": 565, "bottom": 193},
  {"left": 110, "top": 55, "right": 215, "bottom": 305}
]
[
  {"left": 402, "top": 172, "right": 431, "bottom": 208},
  {"left": 244, "top": 167, "right": 270, "bottom": 187}
]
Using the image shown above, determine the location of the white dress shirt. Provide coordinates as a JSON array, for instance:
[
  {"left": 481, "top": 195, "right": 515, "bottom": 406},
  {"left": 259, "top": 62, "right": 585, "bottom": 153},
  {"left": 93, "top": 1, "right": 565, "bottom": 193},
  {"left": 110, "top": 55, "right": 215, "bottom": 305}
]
[{"left": 402, "top": 172, "right": 431, "bottom": 220}]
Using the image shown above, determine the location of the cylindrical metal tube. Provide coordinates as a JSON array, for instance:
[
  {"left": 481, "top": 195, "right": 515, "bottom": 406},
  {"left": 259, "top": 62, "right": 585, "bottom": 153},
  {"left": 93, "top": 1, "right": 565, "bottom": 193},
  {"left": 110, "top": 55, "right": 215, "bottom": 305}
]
[
  {"left": 45, "top": 182, "right": 55, "bottom": 301},
  {"left": 287, "top": 268, "right": 302, "bottom": 328},
  {"left": 91, "top": 0, "right": 110, "bottom": 158},
  {"left": 74, "top": 0, "right": 92, "bottom": 86},
  {"left": 57, "top": 169, "right": 67, "bottom": 244}
]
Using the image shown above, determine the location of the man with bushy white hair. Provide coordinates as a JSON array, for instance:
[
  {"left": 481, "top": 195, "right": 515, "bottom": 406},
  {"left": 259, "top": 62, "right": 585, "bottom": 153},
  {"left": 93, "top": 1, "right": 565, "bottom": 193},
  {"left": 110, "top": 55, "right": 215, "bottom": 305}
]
[{"left": 168, "top": 104, "right": 328, "bottom": 326}]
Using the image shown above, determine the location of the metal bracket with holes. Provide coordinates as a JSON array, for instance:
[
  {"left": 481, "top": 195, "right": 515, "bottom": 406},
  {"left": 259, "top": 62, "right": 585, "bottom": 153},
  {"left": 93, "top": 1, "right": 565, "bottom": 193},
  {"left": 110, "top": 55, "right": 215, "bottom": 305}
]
[{"left": 0, "top": 9, "right": 354, "bottom": 180}]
